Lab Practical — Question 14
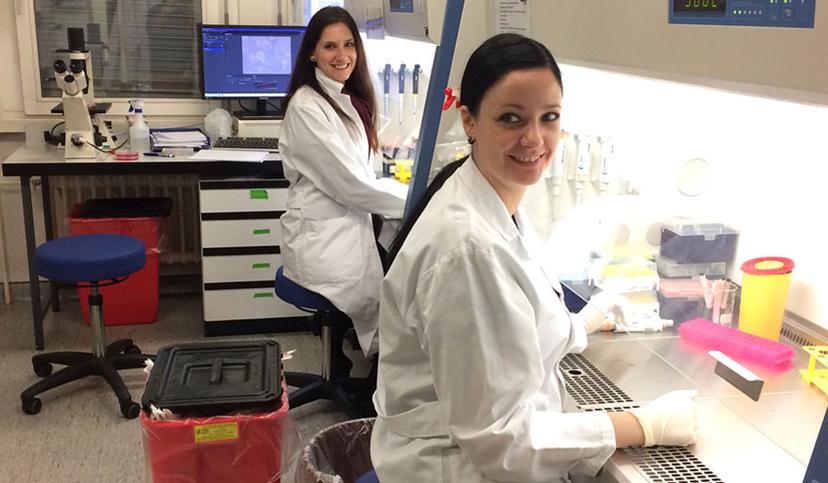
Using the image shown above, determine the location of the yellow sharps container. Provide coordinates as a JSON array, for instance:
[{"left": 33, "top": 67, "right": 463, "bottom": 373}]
[{"left": 739, "top": 257, "right": 794, "bottom": 341}]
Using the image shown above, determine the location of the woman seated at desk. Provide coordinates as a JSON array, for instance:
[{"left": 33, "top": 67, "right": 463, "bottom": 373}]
[{"left": 277, "top": 6, "right": 407, "bottom": 409}]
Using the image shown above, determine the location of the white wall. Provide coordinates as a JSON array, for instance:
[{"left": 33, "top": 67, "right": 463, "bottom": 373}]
[
  {"left": 534, "top": 64, "right": 826, "bottom": 329},
  {"left": 0, "top": 2, "right": 26, "bottom": 129}
]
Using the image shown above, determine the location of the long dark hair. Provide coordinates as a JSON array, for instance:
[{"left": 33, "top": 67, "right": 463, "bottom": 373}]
[
  {"left": 285, "top": 6, "right": 379, "bottom": 152},
  {"left": 385, "top": 34, "right": 563, "bottom": 271}
]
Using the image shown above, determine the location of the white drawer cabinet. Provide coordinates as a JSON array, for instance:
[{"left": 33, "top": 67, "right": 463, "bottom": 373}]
[
  {"left": 200, "top": 186, "right": 288, "bottom": 213},
  {"left": 199, "top": 179, "right": 306, "bottom": 335},
  {"left": 203, "top": 288, "right": 305, "bottom": 321},
  {"left": 203, "top": 253, "right": 284, "bottom": 283},
  {"left": 201, "top": 219, "right": 283, "bottom": 248}
]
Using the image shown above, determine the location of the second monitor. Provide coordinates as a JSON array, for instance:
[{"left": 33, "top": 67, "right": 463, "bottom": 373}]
[{"left": 200, "top": 24, "right": 306, "bottom": 119}]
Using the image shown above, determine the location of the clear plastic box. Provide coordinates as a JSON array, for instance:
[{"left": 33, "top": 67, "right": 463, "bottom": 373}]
[{"left": 660, "top": 223, "right": 738, "bottom": 264}]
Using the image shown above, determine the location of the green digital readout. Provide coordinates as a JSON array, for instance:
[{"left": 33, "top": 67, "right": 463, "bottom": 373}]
[{"left": 674, "top": 0, "right": 727, "bottom": 12}]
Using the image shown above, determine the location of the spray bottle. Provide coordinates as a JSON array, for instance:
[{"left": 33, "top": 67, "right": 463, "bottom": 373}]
[{"left": 128, "top": 99, "right": 150, "bottom": 153}]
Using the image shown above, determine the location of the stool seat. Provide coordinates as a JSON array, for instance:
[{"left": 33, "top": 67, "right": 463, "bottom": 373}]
[
  {"left": 21, "top": 234, "right": 151, "bottom": 419},
  {"left": 275, "top": 266, "right": 336, "bottom": 312},
  {"left": 35, "top": 234, "right": 145, "bottom": 284},
  {"left": 355, "top": 470, "right": 379, "bottom": 483}
]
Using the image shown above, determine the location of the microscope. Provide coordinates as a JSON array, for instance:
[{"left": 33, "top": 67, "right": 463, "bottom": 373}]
[{"left": 49, "top": 27, "right": 115, "bottom": 158}]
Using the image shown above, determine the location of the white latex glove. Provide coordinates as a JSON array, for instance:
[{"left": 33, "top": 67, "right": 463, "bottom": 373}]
[
  {"left": 577, "top": 291, "right": 628, "bottom": 334},
  {"left": 629, "top": 390, "right": 699, "bottom": 447}
]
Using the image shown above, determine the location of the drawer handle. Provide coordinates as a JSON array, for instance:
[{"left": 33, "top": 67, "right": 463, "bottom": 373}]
[
  {"left": 250, "top": 189, "right": 269, "bottom": 200},
  {"left": 252, "top": 228, "right": 271, "bottom": 235},
  {"left": 252, "top": 262, "right": 271, "bottom": 269},
  {"left": 253, "top": 292, "right": 273, "bottom": 298}
]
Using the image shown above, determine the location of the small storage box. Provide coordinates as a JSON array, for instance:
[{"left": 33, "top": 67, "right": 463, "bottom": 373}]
[
  {"left": 141, "top": 340, "right": 289, "bottom": 483},
  {"left": 658, "top": 278, "right": 704, "bottom": 324},
  {"left": 660, "top": 224, "right": 738, "bottom": 264},
  {"left": 656, "top": 254, "right": 726, "bottom": 279}
]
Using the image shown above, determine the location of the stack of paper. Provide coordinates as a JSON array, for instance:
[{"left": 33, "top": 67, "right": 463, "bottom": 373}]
[
  {"left": 190, "top": 149, "right": 267, "bottom": 163},
  {"left": 150, "top": 129, "right": 209, "bottom": 149}
]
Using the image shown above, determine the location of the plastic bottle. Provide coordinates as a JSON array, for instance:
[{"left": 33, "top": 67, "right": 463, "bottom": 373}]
[{"left": 129, "top": 99, "right": 150, "bottom": 153}]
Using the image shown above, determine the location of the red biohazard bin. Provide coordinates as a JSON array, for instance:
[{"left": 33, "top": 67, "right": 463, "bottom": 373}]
[
  {"left": 68, "top": 198, "right": 171, "bottom": 325},
  {"left": 140, "top": 341, "right": 295, "bottom": 483}
]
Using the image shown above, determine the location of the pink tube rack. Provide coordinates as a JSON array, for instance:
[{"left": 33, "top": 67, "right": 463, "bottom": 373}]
[{"left": 678, "top": 318, "right": 795, "bottom": 368}]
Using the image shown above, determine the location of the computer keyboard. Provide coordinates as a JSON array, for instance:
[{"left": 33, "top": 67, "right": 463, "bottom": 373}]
[{"left": 213, "top": 137, "right": 279, "bottom": 152}]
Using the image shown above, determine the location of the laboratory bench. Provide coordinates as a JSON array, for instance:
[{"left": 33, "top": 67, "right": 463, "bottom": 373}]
[
  {"left": 1, "top": 144, "right": 302, "bottom": 350},
  {"left": 570, "top": 327, "right": 823, "bottom": 482}
]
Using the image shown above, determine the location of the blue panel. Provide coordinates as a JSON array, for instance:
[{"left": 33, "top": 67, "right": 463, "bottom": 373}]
[{"left": 669, "top": 0, "right": 815, "bottom": 28}]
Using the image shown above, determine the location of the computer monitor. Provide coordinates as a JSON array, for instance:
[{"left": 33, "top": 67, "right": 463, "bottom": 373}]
[{"left": 199, "top": 24, "right": 306, "bottom": 119}]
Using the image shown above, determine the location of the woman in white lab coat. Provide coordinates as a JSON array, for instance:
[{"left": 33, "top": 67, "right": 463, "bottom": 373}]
[
  {"left": 279, "top": 6, "right": 407, "bottom": 361},
  {"left": 371, "top": 34, "right": 699, "bottom": 482}
]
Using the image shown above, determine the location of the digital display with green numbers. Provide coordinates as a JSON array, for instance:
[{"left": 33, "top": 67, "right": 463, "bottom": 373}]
[{"left": 674, "top": 0, "right": 726, "bottom": 13}]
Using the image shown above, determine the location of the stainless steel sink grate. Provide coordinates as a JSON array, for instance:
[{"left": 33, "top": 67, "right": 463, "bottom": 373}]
[
  {"left": 561, "top": 353, "right": 633, "bottom": 408},
  {"left": 623, "top": 446, "right": 724, "bottom": 482}
]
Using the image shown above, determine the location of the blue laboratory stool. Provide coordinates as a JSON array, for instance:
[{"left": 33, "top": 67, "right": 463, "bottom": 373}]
[
  {"left": 275, "top": 266, "right": 368, "bottom": 418},
  {"left": 20, "top": 234, "right": 151, "bottom": 419},
  {"left": 355, "top": 470, "right": 379, "bottom": 483}
]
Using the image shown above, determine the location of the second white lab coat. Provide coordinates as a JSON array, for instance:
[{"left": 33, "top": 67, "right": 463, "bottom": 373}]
[
  {"left": 371, "top": 159, "right": 616, "bottom": 482},
  {"left": 279, "top": 69, "right": 407, "bottom": 355}
]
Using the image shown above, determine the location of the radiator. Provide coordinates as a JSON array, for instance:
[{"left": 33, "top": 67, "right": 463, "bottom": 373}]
[{"left": 49, "top": 175, "right": 200, "bottom": 264}]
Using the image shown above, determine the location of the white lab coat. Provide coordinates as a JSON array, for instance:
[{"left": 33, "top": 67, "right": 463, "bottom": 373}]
[
  {"left": 371, "top": 159, "right": 616, "bottom": 482},
  {"left": 279, "top": 69, "right": 407, "bottom": 356}
]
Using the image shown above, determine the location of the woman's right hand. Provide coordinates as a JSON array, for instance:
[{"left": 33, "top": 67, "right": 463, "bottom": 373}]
[{"left": 629, "top": 390, "right": 699, "bottom": 447}]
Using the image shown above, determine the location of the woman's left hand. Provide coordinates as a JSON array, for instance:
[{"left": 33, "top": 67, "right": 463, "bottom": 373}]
[{"left": 577, "top": 291, "right": 628, "bottom": 334}]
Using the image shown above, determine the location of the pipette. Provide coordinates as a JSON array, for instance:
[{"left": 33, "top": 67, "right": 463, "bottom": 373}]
[
  {"left": 399, "top": 63, "right": 406, "bottom": 125},
  {"left": 412, "top": 64, "right": 421, "bottom": 116},
  {"left": 383, "top": 64, "right": 391, "bottom": 118}
]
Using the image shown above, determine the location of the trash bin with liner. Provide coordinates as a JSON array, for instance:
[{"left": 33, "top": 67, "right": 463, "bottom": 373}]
[
  {"left": 297, "top": 417, "right": 375, "bottom": 483},
  {"left": 68, "top": 197, "right": 171, "bottom": 325},
  {"left": 140, "top": 340, "right": 300, "bottom": 483}
]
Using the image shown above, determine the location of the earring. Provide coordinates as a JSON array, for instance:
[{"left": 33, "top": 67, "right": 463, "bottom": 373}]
[
  {"left": 310, "top": 57, "right": 316, "bottom": 63},
  {"left": 467, "top": 136, "right": 475, "bottom": 145}
]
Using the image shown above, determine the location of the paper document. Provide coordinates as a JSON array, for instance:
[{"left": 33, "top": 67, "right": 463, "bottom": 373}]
[
  {"left": 150, "top": 129, "right": 209, "bottom": 148},
  {"left": 190, "top": 149, "right": 268, "bottom": 162}
]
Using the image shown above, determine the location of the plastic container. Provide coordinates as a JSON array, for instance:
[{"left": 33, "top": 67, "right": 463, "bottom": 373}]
[
  {"left": 68, "top": 198, "right": 171, "bottom": 325},
  {"left": 739, "top": 257, "right": 794, "bottom": 341},
  {"left": 142, "top": 340, "right": 283, "bottom": 416},
  {"left": 660, "top": 223, "right": 739, "bottom": 264},
  {"left": 658, "top": 278, "right": 704, "bottom": 323},
  {"left": 141, "top": 340, "right": 298, "bottom": 483},
  {"left": 656, "top": 254, "right": 726, "bottom": 279},
  {"left": 678, "top": 317, "right": 794, "bottom": 367}
]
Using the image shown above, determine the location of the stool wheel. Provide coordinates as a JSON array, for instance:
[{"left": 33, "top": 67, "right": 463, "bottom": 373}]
[
  {"left": 346, "top": 328, "right": 360, "bottom": 351},
  {"left": 120, "top": 400, "right": 141, "bottom": 419},
  {"left": 33, "top": 362, "right": 53, "bottom": 377},
  {"left": 124, "top": 344, "right": 142, "bottom": 355},
  {"left": 22, "top": 397, "right": 42, "bottom": 415}
]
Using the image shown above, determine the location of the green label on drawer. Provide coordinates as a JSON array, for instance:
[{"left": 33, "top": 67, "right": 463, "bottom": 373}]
[
  {"left": 252, "top": 228, "right": 271, "bottom": 235},
  {"left": 252, "top": 262, "right": 271, "bottom": 269},
  {"left": 250, "top": 189, "right": 268, "bottom": 200},
  {"left": 253, "top": 292, "right": 273, "bottom": 298}
]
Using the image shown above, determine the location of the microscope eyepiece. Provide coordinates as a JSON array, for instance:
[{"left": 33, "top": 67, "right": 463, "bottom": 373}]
[
  {"left": 54, "top": 60, "right": 66, "bottom": 73},
  {"left": 69, "top": 59, "right": 84, "bottom": 74}
]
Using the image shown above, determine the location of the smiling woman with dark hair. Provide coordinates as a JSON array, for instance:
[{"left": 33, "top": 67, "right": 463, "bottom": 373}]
[
  {"left": 371, "top": 33, "right": 699, "bottom": 482},
  {"left": 278, "top": 7, "right": 407, "bottom": 412}
]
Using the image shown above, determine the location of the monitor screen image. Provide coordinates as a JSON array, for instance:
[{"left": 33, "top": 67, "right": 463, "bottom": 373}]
[{"left": 199, "top": 24, "right": 305, "bottom": 117}]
